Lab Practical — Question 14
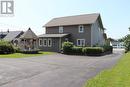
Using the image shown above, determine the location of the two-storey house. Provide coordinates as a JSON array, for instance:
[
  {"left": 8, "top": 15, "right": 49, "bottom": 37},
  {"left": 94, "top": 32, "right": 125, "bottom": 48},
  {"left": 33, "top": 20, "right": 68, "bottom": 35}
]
[{"left": 39, "top": 13, "right": 106, "bottom": 52}]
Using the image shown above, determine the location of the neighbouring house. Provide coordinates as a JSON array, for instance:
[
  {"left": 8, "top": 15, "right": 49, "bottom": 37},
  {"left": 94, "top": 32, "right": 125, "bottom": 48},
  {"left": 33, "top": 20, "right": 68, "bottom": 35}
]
[
  {"left": 0, "top": 31, "right": 8, "bottom": 39},
  {"left": 19, "top": 28, "right": 39, "bottom": 51},
  {"left": 110, "top": 41, "right": 125, "bottom": 49},
  {"left": 39, "top": 13, "right": 106, "bottom": 52},
  {"left": 0, "top": 28, "right": 38, "bottom": 51},
  {"left": 4, "top": 31, "right": 24, "bottom": 46},
  {"left": 0, "top": 30, "right": 24, "bottom": 46}
]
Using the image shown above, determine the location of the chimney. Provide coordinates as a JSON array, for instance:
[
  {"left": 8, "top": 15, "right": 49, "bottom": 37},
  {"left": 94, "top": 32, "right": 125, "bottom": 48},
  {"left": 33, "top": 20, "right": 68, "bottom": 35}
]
[
  {"left": 7, "top": 29, "right": 9, "bottom": 33},
  {"left": 28, "top": 27, "right": 31, "bottom": 30}
]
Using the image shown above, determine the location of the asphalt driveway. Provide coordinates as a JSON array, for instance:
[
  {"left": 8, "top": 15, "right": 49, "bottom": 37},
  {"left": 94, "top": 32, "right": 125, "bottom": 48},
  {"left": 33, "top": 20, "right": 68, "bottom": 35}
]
[{"left": 0, "top": 49, "right": 124, "bottom": 87}]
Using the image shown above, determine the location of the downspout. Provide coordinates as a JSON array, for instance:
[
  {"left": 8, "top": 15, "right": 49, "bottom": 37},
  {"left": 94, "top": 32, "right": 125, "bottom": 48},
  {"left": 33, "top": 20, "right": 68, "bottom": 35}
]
[
  {"left": 91, "top": 24, "right": 93, "bottom": 47},
  {"left": 59, "top": 37, "right": 61, "bottom": 52}
]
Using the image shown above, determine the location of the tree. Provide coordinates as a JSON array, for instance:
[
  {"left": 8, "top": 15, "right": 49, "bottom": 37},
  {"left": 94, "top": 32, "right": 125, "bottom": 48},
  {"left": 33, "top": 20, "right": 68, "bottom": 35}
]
[{"left": 124, "top": 34, "right": 130, "bottom": 52}]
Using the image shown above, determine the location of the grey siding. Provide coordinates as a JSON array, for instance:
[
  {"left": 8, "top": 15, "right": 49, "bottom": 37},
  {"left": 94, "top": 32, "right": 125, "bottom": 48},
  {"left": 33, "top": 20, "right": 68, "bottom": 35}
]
[
  {"left": 91, "top": 20, "right": 105, "bottom": 46},
  {"left": 46, "top": 25, "right": 91, "bottom": 46},
  {"left": 39, "top": 37, "right": 60, "bottom": 52},
  {"left": 39, "top": 35, "right": 70, "bottom": 52}
]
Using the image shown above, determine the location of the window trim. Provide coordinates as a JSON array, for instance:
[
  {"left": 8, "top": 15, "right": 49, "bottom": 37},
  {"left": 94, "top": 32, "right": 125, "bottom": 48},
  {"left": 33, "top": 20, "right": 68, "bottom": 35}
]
[
  {"left": 43, "top": 39, "right": 47, "bottom": 47},
  {"left": 39, "top": 39, "right": 43, "bottom": 46},
  {"left": 77, "top": 39, "right": 85, "bottom": 46},
  {"left": 59, "top": 26, "right": 63, "bottom": 33},
  {"left": 78, "top": 25, "right": 84, "bottom": 33},
  {"left": 48, "top": 38, "right": 52, "bottom": 47}
]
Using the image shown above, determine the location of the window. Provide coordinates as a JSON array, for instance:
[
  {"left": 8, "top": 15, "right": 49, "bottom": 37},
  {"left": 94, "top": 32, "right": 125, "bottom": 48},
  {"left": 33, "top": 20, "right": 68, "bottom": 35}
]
[
  {"left": 43, "top": 39, "right": 47, "bottom": 47},
  {"left": 59, "top": 26, "right": 63, "bottom": 33},
  {"left": 79, "top": 25, "right": 84, "bottom": 33},
  {"left": 48, "top": 39, "right": 52, "bottom": 47},
  {"left": 77, "top": 39, "right": 85, "bottom": 46},
  {"left": 65, "top": 38, "right": 68, "bottom": 42},
  {"left": 39, "top": 39, "right": 43, "bottom": 46}
]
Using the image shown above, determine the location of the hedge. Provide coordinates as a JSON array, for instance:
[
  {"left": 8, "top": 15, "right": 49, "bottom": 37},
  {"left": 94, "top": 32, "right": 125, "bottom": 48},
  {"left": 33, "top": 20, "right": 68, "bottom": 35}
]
[
  {"left": 62, "top": 42, "right": 113, "bottom": 56},
  {"left": 71, "top": 47, "right": 83, "bottom": 55},
  {"left": 83, "top": 47, "right": 104, "bottom": 55}
]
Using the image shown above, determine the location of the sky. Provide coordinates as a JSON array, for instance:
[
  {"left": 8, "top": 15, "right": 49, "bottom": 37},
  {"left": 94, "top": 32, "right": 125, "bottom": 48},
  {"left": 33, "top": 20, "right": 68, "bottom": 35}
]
[{"left": 0, "top": 0, "right": 130, "bottom": 39}]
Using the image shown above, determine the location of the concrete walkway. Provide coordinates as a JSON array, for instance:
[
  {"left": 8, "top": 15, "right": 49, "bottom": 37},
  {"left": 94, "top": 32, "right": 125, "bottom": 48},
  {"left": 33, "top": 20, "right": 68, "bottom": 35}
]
[{"left": 0, "top": 49, "right": 124, "bottom": 87}]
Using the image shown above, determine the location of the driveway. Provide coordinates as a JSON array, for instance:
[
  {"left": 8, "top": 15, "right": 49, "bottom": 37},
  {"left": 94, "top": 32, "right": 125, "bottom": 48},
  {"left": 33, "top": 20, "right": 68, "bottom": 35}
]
[{"left": 0, "top": 49, "right": 124, "bottom": 87}]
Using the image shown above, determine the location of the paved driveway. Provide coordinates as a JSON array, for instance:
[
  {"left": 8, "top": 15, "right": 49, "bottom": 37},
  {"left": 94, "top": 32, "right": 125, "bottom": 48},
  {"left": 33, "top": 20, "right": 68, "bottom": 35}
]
[{"left": 0, "top": 49, "right": 124, "bottom": 87}]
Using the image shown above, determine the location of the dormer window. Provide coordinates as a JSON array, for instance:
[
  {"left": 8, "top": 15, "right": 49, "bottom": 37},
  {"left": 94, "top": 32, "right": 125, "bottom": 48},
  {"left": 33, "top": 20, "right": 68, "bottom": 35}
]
[
  {"left": 79, "top": 25, "right": 84, "bottom": 33},
  {"left": 59, "top": 26, "right": 63, "bottom": 33}
]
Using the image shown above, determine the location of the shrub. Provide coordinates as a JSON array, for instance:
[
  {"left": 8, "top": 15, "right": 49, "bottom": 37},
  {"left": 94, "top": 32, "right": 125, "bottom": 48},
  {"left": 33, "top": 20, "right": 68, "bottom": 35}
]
[
  {"left": 83, "top": 47, "right": 104, "bottom": 55},
  {"left": 62, "top": 42, "right": 73, "bottom": 54},
  {"left": 72, "top": 47, "right": 83, "bottom": 55},
  {"left": 13, "top": 46, "right": 21, "bottom": 53},
  {"left": 0, "top": 41, "right": 14, "bottom": 54},
  {"left": 102, "top": 45, "right": 113, "bottom": 53}
]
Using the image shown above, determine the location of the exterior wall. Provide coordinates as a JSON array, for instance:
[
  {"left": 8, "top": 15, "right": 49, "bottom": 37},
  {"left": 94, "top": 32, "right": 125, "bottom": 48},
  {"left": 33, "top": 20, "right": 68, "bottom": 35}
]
[
  {"left": 46, "top": 25, "right": 91, "bottom": 46},
  {"left": 39, "top": 35, "right": 70, "bottom": 52},
  {"left": 39, "top": 37, "right": 60, "bottom": 52},
  {"left": 91, "top": 20, "right": 105, "bottom": 46}
]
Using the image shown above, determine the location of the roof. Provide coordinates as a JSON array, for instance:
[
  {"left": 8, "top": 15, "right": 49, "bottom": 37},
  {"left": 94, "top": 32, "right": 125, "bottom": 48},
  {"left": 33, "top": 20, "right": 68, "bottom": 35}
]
[
  {"left": 0, "top": 32, "right": 8, "bottom": 35},
  {"left": 44, "top": 13, "right": 100, "bottom": 27},
  {"left": 38, "top": 34, "right": 69, "bottom": 38},
  {"left": 20, "top": 28, "right": 38, "bottom": 39},
  {"left": 4, "top": 31, "right": 23, "bottom": 41},
  {"left": 111, "top": 41, "right": 124, "bottom": 45}
]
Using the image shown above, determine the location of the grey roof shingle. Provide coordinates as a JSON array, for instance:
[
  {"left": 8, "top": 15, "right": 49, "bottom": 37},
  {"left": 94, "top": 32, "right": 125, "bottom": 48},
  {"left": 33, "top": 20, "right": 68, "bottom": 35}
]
[
  {"left": 0, "top": 32, "right": 8, "bottom": 35},
  {"left": 44, "top": 13, "right": 100, "bottom": 27},
  {"left": 38, "top": 34, "right": 69, "bottom": 38},
  {"left": 4, "top": 31, "right": 23, "bottom": 41},
  {"left": 20, "top": 28, "right": 38, "bottom": 39}
]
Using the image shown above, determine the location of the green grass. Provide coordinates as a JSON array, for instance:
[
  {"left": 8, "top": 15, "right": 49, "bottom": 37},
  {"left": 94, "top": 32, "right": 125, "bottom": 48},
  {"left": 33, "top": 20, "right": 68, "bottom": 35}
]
[
  {"left": 0, "top": 52, "right": 54, "bottom": 58},
  {"left": 84, "top": 52, "right": 130, "bottom": 87}
]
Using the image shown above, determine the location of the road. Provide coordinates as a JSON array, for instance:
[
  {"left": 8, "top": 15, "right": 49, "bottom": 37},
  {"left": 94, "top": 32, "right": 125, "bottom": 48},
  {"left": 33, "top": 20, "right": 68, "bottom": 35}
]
[{"left": 0, "top": 49, "right": 124, "bottom": 87}]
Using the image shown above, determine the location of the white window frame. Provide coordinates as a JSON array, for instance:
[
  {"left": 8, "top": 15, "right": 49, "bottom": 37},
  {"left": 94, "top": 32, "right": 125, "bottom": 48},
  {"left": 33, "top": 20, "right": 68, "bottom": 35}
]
[
  {"left": 39, "top": 39, "right": 43, "bottom": 46},
  {"left": 43, "top": 39, "right": 47, "bottom": 47},
  {"left": 59, "top": 26, "right": 63, "bottom": 33},
  {"left": 48, "top": 38, "right": 52, "bottom": 47},
  {"left": 78, "top": 25, "right": 84, "bottom": 33},
  {"left": 77, "top": 39, "right": 85, "bottom": 46}
]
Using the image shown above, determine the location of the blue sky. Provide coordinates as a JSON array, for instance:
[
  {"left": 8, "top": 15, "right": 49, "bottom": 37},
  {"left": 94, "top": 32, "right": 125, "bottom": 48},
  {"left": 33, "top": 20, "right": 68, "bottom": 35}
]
[{"left": 0, "top": 0, "right": 130, "bottom": 39}]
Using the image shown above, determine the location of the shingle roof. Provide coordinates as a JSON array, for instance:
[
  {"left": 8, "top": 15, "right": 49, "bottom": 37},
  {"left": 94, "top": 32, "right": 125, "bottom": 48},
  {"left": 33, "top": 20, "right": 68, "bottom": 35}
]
[
  {"left": 4, "top": 31, "right": 23, "bottom": 41},
  {"left": 44, "top": 13, "right": 100, "bottom": 27},
  {"left": 0, "top": 32, "right": 8, "bottom": 35},
  {"left": 38, "top": 34, "right": 69, "bottom": 38},
  {"left": 20, "top": 28, "right": 38, "bottom": 39}
]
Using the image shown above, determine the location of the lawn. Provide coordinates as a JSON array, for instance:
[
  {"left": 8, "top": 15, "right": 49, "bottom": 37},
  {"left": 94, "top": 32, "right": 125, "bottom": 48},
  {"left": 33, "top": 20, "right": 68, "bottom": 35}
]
[
  {"left": 0, "top": 52, "right": 54, "bottom": 58},
  {"left": 84, "top": 52, "right": 130, "bottom": 87}
]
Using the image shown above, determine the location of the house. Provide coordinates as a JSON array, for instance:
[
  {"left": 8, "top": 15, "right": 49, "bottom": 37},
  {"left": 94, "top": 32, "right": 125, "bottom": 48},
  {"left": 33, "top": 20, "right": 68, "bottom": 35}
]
[
  {"left": 39, "top": 13, "right": 106, "bottom": 52},
  {"left": 110, "top": 41, "right": 125, "bottom": 49},
  {"left": 0, "top": 30, "right": 24, "bottom": 46},
  {"left": 4, "top": 31, "right": 24, "bottom": 45},
  {"left": 0, "top": 28, "right": 39, "bottom": 51},
  {"left": 0, "top": 31, "right": 8, "bottom": 39}
]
